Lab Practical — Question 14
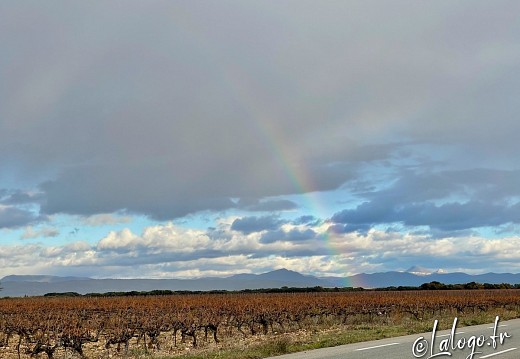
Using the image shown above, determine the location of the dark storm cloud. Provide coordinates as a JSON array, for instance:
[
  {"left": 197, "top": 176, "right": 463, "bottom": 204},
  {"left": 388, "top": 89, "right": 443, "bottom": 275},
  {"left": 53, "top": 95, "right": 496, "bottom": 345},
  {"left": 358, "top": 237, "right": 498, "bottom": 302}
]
[
  {"left": 39, "top": 164, "right": 238, "bottom": 219},
  {"left": 0, "top": 206, "right": 39, "bottom": 229},
  {"left": 331, "top": 201, "right": 518, "bottom": 232},
  {"left": 360, "top": 169, "right": 520, "bottom": 205},
  {"left": 331, "top": 169, "right": 520, "bottom": 232},
  {"left": 230, "top": 215, "right": 283, "bottom": 234},
  {"left": 1, "top": 2, "right": 520, "bottom": 219}
]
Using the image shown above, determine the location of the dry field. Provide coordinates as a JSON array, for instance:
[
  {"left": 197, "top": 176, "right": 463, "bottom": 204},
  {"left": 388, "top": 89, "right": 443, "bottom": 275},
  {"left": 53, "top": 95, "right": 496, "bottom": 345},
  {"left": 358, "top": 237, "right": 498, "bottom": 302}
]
[{"left": 1, "top": 290, "right": 519, "bottom": 358}]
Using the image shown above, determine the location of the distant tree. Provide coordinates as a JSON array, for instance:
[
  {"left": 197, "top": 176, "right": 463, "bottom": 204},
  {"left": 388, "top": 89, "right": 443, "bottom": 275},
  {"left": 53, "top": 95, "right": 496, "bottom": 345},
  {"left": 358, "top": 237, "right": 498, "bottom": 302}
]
[
  {"left": 420, "top": 281, "right": 447, "bottom": 290},
  {"left": 463, "top": 281, "right": 484, "bottom": 289}
]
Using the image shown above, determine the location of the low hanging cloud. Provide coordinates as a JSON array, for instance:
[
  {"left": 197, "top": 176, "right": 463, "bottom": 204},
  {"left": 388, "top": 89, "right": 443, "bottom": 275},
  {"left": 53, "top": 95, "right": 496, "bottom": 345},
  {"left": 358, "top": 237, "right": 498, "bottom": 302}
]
[
  {"left": 230, "top": 215, "right": 284, "bottom": 234},
  {"left": 331, "top": 169, "right": 520, "bottom": 233},
  {"left": 331, "top": 200, "right": 520, "bottom": 232},
  {"left": 0, "top": 205, "right": 40, "bottom": 229},
  {"left": 1, "top": 220, "right": 520, "bottom": 278}
]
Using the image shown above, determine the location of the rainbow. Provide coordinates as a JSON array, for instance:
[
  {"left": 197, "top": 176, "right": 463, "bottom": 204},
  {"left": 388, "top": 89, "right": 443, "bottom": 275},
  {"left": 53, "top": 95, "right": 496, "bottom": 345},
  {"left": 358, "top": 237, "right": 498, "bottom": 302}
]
[
  {"left": 222, "top": 65, "right": 358, "bottom": 287},
  {"left": 169, "top": 14, "right": 356, "bottom": 287}
]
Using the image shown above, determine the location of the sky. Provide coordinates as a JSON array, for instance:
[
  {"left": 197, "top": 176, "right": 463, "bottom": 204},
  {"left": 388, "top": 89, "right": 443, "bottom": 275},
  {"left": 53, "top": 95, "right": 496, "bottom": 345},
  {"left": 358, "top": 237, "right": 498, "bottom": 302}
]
[{"left": 1, "top": 1, "right": 520, "bottom": 280}]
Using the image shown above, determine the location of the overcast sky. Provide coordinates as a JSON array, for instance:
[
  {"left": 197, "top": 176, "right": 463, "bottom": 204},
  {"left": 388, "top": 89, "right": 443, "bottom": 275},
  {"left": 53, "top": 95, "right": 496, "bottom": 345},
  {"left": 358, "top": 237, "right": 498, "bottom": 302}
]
[{"left": 1, "top": 1, "right": 520, "bottom": 279}]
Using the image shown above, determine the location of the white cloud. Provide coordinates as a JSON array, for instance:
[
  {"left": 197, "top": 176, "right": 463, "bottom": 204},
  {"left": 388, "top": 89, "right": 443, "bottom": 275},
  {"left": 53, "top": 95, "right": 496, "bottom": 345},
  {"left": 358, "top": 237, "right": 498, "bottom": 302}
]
[
  {"left": 82, "top": 213, "right": 132, "bottom": 227},
  {"left": 97, "top": 223, "right": 211, "bottom": 253},
  {"left": 21, "top": 226, "right": 59, "bottom": 239},
  {"left": 2, "top": 219, "right": 520, "bottom": 279}
]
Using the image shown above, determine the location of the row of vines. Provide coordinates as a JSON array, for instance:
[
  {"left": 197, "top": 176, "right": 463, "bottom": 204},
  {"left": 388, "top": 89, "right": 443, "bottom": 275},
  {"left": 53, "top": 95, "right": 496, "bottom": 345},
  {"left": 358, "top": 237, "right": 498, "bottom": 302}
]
[{"left": 0, "top": 290, "right": 519, "bottom": 358}]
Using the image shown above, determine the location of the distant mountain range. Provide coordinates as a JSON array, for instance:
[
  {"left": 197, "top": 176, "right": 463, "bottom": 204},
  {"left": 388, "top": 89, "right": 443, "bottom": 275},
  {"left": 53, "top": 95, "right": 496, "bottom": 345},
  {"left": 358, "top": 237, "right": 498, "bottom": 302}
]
[
  {"left": 1, "top": 267, "right": 520, "bottom": 297},
  {"left": 322, "top": 267, "right": 520, "bottom": 288},
  {"left": 2, "top": 275, "right": 91, "bottom": 283}
]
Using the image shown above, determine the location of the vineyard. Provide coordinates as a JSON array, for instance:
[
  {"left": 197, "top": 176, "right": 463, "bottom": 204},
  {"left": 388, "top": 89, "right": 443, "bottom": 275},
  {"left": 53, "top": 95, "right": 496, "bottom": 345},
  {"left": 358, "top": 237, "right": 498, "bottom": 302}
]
[{"left": 0, "top": 290, "right": 519, "bottom": 358}]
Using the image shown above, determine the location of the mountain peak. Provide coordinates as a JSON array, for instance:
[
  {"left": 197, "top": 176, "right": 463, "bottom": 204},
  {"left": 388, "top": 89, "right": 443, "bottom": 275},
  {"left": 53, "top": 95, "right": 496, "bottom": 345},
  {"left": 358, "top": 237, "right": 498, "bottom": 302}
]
[
  {"left": 257, "top": 268, "right": 317, "bottom": 283},
  {"left": 260, "top": 268, "right": 303, "bottom": 277},
  {"left": 405, "top": 266, "right": 433, "bottom": 275},
  {"left": 270, "top": 268, "right": 298, "bottom": 275}
]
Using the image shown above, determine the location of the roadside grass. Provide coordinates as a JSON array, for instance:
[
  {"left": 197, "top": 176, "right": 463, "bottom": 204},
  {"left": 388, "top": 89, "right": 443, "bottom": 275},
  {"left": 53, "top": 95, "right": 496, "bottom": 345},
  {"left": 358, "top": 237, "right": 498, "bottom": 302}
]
[{"left": 138, "top": 308, "right": 520, "bottom": 359}]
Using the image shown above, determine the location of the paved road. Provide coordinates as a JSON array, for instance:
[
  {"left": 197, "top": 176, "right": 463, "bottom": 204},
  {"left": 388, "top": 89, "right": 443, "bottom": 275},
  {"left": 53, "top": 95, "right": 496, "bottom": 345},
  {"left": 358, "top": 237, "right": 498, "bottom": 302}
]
[{"left": 268, "top": 317, "right": 520, "bottom": 359}]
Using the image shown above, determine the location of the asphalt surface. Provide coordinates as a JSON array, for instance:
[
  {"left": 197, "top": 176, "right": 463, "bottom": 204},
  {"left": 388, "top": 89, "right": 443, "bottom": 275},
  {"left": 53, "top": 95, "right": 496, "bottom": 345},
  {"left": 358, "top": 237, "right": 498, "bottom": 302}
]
[{"left": 267, "top": 317, "right": 520, "bottom": 359}]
